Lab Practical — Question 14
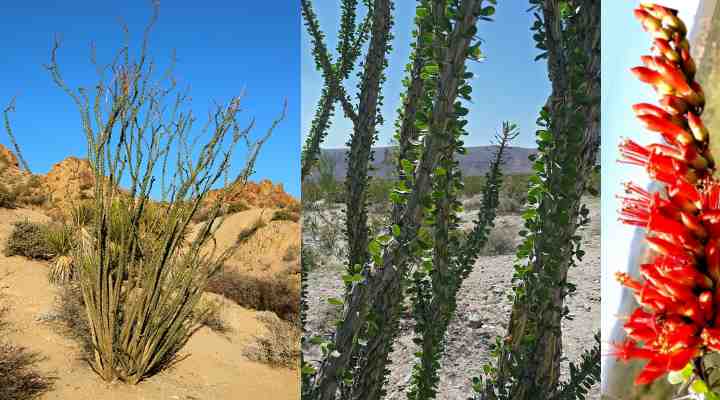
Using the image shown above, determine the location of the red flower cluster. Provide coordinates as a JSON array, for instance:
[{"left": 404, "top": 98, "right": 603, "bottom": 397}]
[{"left": 613, "top": 3, "right": 719, "bottom": 385}]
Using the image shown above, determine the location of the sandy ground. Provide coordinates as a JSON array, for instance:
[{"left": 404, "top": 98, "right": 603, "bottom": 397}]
[
  {"left": 0, "top": 207, "right": 300, "bottom": 400},
  {"left": 212, "top": 208, "right": 301, "bottom": 278},
  {"left": 303, "top": 196, "right": 601, "bottom": 399}
]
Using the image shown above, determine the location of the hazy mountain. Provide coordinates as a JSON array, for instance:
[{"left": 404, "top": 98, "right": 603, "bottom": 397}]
[{"left": 313, "top": 146, "right": 538, "bottom": 181}]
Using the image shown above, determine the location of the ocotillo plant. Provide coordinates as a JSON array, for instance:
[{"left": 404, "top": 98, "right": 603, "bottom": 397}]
[
  {"left": 407, "top": 123, "right": 517, "bottom": 400},
  {"left": 3, "top": 98, "right": 31, "bottom": 173},
  {"left": 43, "top": 5, "right": 284, "bottom": 383},
  {"left": 611, "top": 4, "right": 720, "bottom": 398},
  {"left": 301, "top": 1, "right": 505, "bottom": 399},
  {"left": 475, "top": 1, "right": 600, "bottom": 399}
]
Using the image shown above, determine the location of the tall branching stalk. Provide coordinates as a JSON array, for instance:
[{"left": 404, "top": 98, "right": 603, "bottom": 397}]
[
  {"left": 475, "top": 1, "right": 600, "bottom": 399},
  {"left": 408, "top": 123, "right": 517, "bottom": 400},
  {"left": 3, "top": 98, "right": 32, "bottom": 172},
  {"left": 302, "top": 1, "right": 501, "bottom": 399},
  {"left": 43, "top": 4, "right": 285, "bottom": 383}
]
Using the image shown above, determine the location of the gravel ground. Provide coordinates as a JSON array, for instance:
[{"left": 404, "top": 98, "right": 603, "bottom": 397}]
[{"left": 303, "top": 196, "right": 601, "bottom": 399}]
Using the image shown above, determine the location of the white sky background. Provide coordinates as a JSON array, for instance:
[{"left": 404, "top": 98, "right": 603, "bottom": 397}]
[{"left": 601, "top": 0, "right": 700, "bottom": 378}]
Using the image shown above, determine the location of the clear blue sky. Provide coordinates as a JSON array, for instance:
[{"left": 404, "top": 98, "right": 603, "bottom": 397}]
[
  {"left": 0, "top": 1, "right": 300, "bottom": 197},
  {"left": 301, "top": 1, "right": 550, "bottom": 149},
  {"left": 600, "top": 0, "right": 699, "bottom": 385}
]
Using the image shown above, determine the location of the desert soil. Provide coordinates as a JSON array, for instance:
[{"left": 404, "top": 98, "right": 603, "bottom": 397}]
[
  {"left": 0, "top": 207, "right": 300, "bottom": 400},
  {"left": 303, "top": 196, "right": 601, "bottom": 399}
]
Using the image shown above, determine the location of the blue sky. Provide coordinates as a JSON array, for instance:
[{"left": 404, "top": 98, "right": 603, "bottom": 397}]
[
  {"left": 301, "top": 1, "right": 550, "bottom": 150},
  {"left": 600, "top": 0, "right": 699, "bottom": 385},
  {"left": 0, "top": 1, "right": 300, "bottom": 197}
]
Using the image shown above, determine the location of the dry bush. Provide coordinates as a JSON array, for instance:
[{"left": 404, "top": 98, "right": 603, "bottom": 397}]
[
  {"left": 0, "top": 183, "right": 17, "bottom": 209},
  {"left": 272, "top": 209, "right": 300, "bottom": 223},
  {"left": 192, "top": 201, "right": 250, "bottom": 223},
  {"left": 196, "top": 298, "right": 231, "bottom": 335},
  {"left": 244, "top": 311, "right": 300, "bottom": 368},
  {"left": 0, "top": 297, "right": 54, "bottom": 399},
  {"left": 3, "top": 221, "right": 54, "bottom": 260},
  {"left": 497, "top": 194, "right": 525, "bottom": 214},
  {"left": 480, "top": 224, "right": 518, "bottom": 256},
  {"left": 286, "top": 201, "right": 300, "bottom": 213},
  {"left": 227, "top": 201, "right": 250, "bottom": 214},
  {"left": 206, "top": 269, "right": 299, "bottom": 323},
  {"left": 237, "top": 217, "right": 267, "bottom": 244},
  {"left": 10, "top": 177, "right": 47, "bottom": 208}
]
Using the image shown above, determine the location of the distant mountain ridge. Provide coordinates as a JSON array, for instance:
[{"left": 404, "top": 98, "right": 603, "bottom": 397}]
[{"left": 314, "top": 146, "right": 538, "bottom": 181}]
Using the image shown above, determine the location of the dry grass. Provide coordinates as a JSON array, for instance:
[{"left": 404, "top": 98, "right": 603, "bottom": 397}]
[
  {"left": 206, "top": 269, "right": 299, "bottom": 323},
  {"left": 0, "top": 296, "right": 54, "bottom": 399},
  {"left": 244, "top": 311, "right": 300, "bottom": 369},
  {"left": 48, "top": 255, "right": 75, "bottom": 285}
]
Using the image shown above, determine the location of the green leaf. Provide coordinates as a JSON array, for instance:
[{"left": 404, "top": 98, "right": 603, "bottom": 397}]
[
  {"left": 368, "top": 239, "right": 382, "bottom": 257},
  {"left": 480, "top": 6, "right": 496, "bottom": 16},
  {"left": 327, "top": 297, "right": 344, "bottom": 306},
  {"left": 342, "top": 273, "right": 364, "bottom": 284},
  {"left": 392, "top": 224, "right": 401, "bottom": 237},
  {"left": 690, "top": 379, "right": 709, "bottom": 394},
  {"left": 416, "top": 7, "right": 428, "bottom": 18}
]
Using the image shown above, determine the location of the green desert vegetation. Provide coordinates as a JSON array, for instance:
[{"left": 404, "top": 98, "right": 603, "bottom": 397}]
[{"left": 300, "top": 1, "right": 599, "bottom": 400}]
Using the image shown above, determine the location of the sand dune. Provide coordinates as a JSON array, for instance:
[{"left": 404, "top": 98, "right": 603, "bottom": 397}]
[{"left": 0, "top": 207, "right": 300, "bottom": 399}]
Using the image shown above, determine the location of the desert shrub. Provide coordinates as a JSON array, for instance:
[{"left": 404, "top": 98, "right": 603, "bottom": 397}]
[
  {"left": 365, "top": 178, "right": 395, "bottom": 205},
  {"left": 463, "top": 175, "right": 486, "bottom": 197},
  {"left": 196, "top": 298, "right": 231, "bottom": 335},
  {"left": 70, "top": 201, "right": 95, "bottom": 226},
  {"left": 0, "top": 184, "right": 17, "bottom": 209},
  {"left": 227, "top": 201, "right": 250, "bottom": 214},
  {"left": 463, "top": 174, "right": 530, "bottom": 214},
  {"left": 272, "top": 209, "right": 300, "bottom": 223},
  {"left": 0, "top": 296, "right": 54, "bottom": 399},
  {"left": 497, "top": 194, "right": 525, "bottom": 214},
  {"left": 8, "top": 177, "right": 46, "bottom": 207},
  {"left": 237, "top": 217, "right": 266, "bottom": 244},
  {"left": 286, "top": 201, "right": 301, "bottom": 213},
  {"left": 283, "top": 244, "right": 300, "bottom": 262},
  {"left": 244, "top": 311, "right": 300, "bottom": 368},
  {"left": 206, "top": 269, "right": 299, "bottom": 323},
  {"left": 3, "top": 221, "right": 53, "bottom": 260},
  {"left": 479, "top": 225, "right": 517, "bottom": 256},
  {"left": 23, "top": 194, "right": 46, "bottom": 206}
]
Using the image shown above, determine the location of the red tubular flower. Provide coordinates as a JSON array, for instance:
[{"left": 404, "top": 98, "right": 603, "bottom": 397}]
[{"left": 614, "top": 3, "right": 720, "bottom": 385}]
